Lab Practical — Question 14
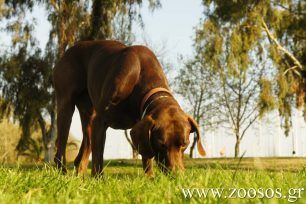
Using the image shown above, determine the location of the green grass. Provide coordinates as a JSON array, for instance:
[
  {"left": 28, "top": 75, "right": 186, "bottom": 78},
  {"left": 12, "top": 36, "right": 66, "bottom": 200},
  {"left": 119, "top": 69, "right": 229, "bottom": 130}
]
[{"left": 0, "top": 157, "right": 306, "bottom": 203}]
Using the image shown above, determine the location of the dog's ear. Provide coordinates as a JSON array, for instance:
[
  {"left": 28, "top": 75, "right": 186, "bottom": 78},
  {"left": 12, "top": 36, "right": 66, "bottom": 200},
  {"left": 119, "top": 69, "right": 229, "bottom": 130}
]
[
  {"left": 130, "top": 116, "right": 155, "bottom": 158},
  {"left": 188, "top": 116, "right": 206, "bottom": 157}
]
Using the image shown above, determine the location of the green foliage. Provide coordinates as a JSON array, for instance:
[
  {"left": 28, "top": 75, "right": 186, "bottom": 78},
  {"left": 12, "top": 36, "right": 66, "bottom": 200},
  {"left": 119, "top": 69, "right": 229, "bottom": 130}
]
[
  {"left": 0, "top": 46, "right": 53, "bottom": 153},
  {"left": 1, "top": 0, "right": 56, "bottom": 159},
  {"left": 195, "top": 20, "right": 223, "bottom": 72},
  {"left": 258, "top": 79, "right": 276, "bottom": 117}
]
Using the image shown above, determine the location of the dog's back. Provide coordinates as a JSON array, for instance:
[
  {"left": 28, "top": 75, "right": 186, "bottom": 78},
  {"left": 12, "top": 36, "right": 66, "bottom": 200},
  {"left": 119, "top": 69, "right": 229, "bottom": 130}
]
[{"left": 53, "top": 41, "right": 168, "bottom": 109}]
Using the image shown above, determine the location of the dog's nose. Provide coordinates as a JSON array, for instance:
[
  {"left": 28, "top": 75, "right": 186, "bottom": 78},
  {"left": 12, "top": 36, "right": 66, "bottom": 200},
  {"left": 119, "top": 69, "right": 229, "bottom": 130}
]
[
  {"left": 171, "top": 161, "right": 185, "bottom": 172},
  {"left": 166, "top": 160, "right": 184, "bottom": 173}
]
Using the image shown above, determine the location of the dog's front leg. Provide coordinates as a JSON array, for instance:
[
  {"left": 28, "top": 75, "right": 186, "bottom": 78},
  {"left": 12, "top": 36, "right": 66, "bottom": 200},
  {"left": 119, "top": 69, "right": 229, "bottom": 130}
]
[
  {"left": 142, "top": 157, "right": 154, "bottom": 177},
  {"left": 91, "top": 114, "right": 107, "bottom": 177}
]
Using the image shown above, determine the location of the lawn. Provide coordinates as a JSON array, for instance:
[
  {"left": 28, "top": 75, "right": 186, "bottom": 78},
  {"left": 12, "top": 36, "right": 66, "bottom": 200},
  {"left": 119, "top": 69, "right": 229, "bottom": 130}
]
[{"left": 0, "top": 157, "right": 306, "bottom": 203}]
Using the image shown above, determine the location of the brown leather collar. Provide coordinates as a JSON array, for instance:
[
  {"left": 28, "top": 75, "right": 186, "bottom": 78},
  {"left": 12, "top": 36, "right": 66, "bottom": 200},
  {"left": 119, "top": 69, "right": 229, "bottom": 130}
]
[{"left": 140, "top": 87, "right": 172, "bottom": 117}]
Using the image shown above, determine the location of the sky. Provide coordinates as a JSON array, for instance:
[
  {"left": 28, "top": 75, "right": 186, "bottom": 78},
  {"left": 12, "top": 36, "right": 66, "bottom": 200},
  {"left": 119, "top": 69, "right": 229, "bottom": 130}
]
[
  {"left": 1, "top": 0, "right": 305, "bottom": 159},
  {"left": 133, "top": 0, "right": 203, "bottom": 59}
]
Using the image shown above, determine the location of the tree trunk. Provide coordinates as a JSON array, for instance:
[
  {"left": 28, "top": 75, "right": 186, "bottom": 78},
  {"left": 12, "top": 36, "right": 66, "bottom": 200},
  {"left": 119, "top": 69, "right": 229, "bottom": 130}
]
[
  {"left": 44, "top": 123, "right": 56, "bottom": 163},
  {"left": 44, "top": 142, "right": 52, "bottom": 162},
  {"left": 189, "top": 101, "right": 202, "bottom": 159},
  {"left": 39, "top": 109, "right": 56, "bottom": 163},
  {"left": 16, "top": 115, "right": 32, "bottom": 153},
  {"left": 132, "top": 148, "right": 138, "bottom": 159},
  {"left": 124, "top": 130, "right": 138, "bottom": 159},
  {"left": 234, "top": 138, "right": 240, "bottom": 158},
  {"left": 189, "top": 133, "right": 197, "bottom": 158}
]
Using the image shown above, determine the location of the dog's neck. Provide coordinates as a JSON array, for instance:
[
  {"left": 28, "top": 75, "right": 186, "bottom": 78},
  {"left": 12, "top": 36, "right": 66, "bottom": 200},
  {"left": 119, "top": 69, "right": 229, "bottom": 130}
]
[{"left": 140, "top": 88, "right": 173, "bottom": 119}]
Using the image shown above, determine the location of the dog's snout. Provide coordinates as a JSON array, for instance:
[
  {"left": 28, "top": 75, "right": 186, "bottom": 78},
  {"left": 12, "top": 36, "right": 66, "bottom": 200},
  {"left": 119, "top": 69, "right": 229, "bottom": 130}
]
[{"left": 155, "top": 147, "right": 185, "bottom": 174}]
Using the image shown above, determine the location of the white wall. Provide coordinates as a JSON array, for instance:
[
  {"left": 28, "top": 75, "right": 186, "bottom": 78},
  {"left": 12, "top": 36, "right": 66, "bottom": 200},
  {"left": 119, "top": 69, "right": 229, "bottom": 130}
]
[{"left": 70, "top": 109, "right": 306, "bottom": 159}]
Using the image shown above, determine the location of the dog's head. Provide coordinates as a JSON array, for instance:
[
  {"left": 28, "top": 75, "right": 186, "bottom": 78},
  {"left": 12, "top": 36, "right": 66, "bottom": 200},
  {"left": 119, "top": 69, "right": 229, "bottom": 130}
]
[{"left": 130, "top": 106, "right": 206, "bottom": 173}]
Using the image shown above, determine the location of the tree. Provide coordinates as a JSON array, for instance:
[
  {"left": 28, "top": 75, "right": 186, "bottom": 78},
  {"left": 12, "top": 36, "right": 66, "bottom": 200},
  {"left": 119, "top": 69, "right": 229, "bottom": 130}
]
[
  {"left": 216, "top": 62, "right": 266, "bottom": 157},
  {"left": 0, "top": 1, "right": 56, "bottom": 161},
  {"left": 0, "top": 46, "right": 55, "bottom": 161},
  {"left": 176, "top": 48, "right": 267, "bottom": 157},
  {"left": 199, "top": 0, "right": 305, "bottom": 134}
]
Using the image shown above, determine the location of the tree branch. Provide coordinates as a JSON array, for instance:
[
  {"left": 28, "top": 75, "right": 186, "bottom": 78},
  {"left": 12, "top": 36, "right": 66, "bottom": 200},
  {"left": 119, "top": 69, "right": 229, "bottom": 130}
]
[
  {"left": 124, "top": 130, "right": 136, "bottom": 150},
  {"left": 239, "top": 81, "right": 259, "bottom": 121},
  {"left": 240, "top": 113, "right": 259, "bottom": 140},
  {"left": 240, "top": 104, "right": 259, "bottom": 126},
  {"left": 272, "top": 1, "right": 306, "bottom": 16},
  {"left": 226, "top": 81, "right": 239, "bottom": 95},
  {"left": 261, "top": 18, "right": 303, "bottom": 74},
  {"left": 222, "top": 82, "right": 236, "bottom": 129}
]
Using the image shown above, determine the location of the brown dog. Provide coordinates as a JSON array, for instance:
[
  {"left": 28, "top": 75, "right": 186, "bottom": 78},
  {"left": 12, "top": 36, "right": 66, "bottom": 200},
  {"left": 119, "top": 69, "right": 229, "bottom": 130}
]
[{"left": 53, "top": 40, "right": 205, "bottom": 176}]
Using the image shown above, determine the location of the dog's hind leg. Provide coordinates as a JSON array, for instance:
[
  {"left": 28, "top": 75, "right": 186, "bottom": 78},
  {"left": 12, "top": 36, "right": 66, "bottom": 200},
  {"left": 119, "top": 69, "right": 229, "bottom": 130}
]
[
  {"left": 91, "top": 114, "right": 107, "bottom": 177},
  {"left": 54, "top": 98, "right": 75, "bottom": 173},
  {"left": 53, "top": 53, "right": 87, "bottom": 173},
  {"left": 74, "top": 93, "right": 94, "bottom": 175}
]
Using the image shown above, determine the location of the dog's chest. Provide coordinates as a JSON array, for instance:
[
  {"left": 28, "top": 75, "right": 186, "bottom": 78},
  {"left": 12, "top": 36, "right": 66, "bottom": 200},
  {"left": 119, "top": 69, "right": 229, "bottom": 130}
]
[{"left": 103, "top": 102, "right": 138, "bottom": 130}]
